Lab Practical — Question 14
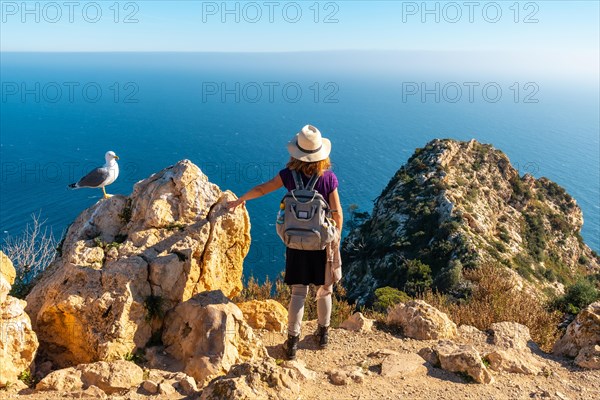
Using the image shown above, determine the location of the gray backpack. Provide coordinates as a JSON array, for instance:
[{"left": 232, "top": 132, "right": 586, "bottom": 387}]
[{"left": 276, "top": 170, "right": 337, "bottom": 250}]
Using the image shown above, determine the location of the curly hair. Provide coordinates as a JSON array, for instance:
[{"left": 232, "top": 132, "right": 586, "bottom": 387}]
[{"left": 286, "top": 157, "right": 332, "bottom": 177}]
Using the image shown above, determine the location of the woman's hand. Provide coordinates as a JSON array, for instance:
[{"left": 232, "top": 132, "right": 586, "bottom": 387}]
[
  {"left": 226, "top": 198, "right": 246, "bottom": 211},
  {"left": 225, "top": 174, "right": 284, "bottom": 212}
]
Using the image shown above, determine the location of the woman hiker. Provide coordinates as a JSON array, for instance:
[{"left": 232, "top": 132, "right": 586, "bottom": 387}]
[{"left": 226, "top": 124, "right": 343, "bottom": 360}]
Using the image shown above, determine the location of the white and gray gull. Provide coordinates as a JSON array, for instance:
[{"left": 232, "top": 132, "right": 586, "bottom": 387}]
[{"left": 68, "top": 151, "right": 120, "bottom": 199}]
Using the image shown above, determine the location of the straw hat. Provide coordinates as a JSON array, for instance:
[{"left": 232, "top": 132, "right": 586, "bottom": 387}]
[{"left": 287, "top": 125, "right": 331, "bottom": 162}]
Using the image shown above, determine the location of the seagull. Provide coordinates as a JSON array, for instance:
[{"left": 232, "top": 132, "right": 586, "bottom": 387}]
[{"left": 68, "top": 151, "right": 120, "bottom": 199}]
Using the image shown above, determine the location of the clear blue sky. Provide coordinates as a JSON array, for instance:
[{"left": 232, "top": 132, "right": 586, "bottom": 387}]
[{"left": 0, "top": 1, "right": 598, "bottom": 53}]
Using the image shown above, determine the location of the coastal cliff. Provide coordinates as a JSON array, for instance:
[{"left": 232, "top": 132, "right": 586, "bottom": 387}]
[{"left": 342, "top": 138, "right": 600, "bottom": 305}]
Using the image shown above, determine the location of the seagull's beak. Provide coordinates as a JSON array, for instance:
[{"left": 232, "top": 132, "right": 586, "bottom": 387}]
[{"left": 114, "top": 155, "right": 120, "bottom": 160}]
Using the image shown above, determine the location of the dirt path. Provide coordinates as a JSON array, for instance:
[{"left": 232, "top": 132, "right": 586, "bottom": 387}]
[
  {"left": 259, "top": 320, "right": 600, "bottom": 400},
  {"left": 3, "top": 321, "right": 599, "bottom": 400}
]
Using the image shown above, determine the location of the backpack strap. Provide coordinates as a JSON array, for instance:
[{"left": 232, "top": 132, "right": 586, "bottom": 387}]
[
  {"left": 306, "top": 174, "right": 319, "bottom": 191},
  {"left": 291, "top": 170, "right": 304, "bottom": 190}
]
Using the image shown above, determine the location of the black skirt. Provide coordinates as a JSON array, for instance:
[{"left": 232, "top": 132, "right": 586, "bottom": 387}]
[{"left": 284, "top": 247, "right": 326, "bottom": 286}]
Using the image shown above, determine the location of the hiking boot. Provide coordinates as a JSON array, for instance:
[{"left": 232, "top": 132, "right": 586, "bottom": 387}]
[
  {"left": 282, "top": 334, "right": 300, "bottom": 360},
  {"left": 315, "top": 325, "right": 329, "bottom": 348}
]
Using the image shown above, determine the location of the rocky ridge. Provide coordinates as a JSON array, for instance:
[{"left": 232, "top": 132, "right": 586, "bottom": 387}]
[{"left": 342, "top": 138, "right": 600, "bottom": 305}]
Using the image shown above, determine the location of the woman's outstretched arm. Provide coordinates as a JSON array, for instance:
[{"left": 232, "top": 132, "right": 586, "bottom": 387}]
[
  {"left": 226, "top": 174, "right": 284, "bottom": 210},
  {"left": 329, "top": 188, "right": 343, "bottom": 232}
]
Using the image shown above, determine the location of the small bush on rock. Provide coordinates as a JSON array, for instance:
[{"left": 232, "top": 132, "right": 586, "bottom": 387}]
[{"left": 373, "top": 286, "right": 410, "bottom": 312}]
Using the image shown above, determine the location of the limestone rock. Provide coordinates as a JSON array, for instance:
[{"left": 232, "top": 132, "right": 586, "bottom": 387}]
[
  {"left": 0, "top": 254, "right": 39, "bottom": 388},
  {"left": 553, "top": 302, "right": 600, "bottom": 366},
  {"left": 176, "top": 375, "right": 199, "bottom": 395},
  {"left": 457, "top": 325, "right": 488, "bottom": 346},
  {"left": 0, "top": 251, "right": 16, "bottom": 285},
  {"left": 141, "top": 380, "right": 159, "bottom": 394},
  {"left": 489, "top": 322, "right": 532, "bottom": 350},
  {"left": 200, "top": 359, "right": 300, "bottom": 400},
  {"left": 484, "top": 322, "right": 544, "bottom": 375},
  {"left": 327, "top": 366, "right": 365, "bottom": 385},
  {"left": 574, "top": 344, "right": 600, "bottom": 369},
  {"left": 162, "top": 290, "right": 266, "bottom": 387},
  {"left": 25, "top": 160, "right": 251, "bottom": 367},
  {"left": 236, "top": 299, "right": 288, "bottom": 333},
  {"left": 380, "top": 353, "right": 428, "bottom": 378},
  {"left": 387, "top": 300, "right": 457, "bottom": 340},
  {"left": 36, "top": 367, "right": 84, "bottom": 392},
  {"left": 485, "top": 349, "right": 542, "bottom": 375},
  {"left": 140, "top": 369, "right": 198, "bottom": 396},
  {"left": 281, "top": 359, "right": 317, "bottom": 381},
  {"left": 434, "top": 341, "right": 494, "bottom": 384},
  {"left": 0, "top": 274, "right": 11, "bottom": 306},
  {"left": 340, "top": 312, "right": 374, "bottom": 332},
  {"left": 78, "top": 360, "right": 144, "bottom": 394},
  {"left": 36, "top": 360, "right": 143, "bottom": 394},
  {"left": 2, "top": 380, "right": 29, "bottom": 394},
  {"left": 418, "top": 347, "right": 439, "bottom": 367},
  {"left": 70, "top": 385, "right": 107, "bottom": 399},
  {"left": 158, "top": 382, "right": 178, "bottom": 396}
]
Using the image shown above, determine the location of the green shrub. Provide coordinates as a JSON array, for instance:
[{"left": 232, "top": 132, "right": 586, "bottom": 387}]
[
  {"left": 373, "top": 286, "right": 411, "bottom": 312},
  {"left": 543, "top": 268, "right": 557, "bottom": 282},
  {"left": 124, "top": 350, "right": 146, "bottom": 365},
  {"left": 434, "top": 260, "right": 463, "bottom": 292},
  {"left": 553, "top": 278, "right": 599, "bottom": 314},
  {"left": 497, "top": 226, "right": 511, "bottom": 243},
  {"left": 404, "top": 259, "right": 433, "bottom": 296},
  {"left": 493, "top": 241, "right": 507, "bottom": 253},
  {"left": 18, "top": 370, "right": 34, "bottom": 387},
  {"left": 578, "top": 255, "right": 589, "bottom": 265},
  {"left": 523, "top": 212, "right": 546, "bottom": 262},
  {"left": 119, "top": 199, "right": 133, "bottom": 223}
]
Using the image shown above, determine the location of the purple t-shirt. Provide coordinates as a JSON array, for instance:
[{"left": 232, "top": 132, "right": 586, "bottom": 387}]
[{"left": 279, "top": 168, "right": 338, "bottom": 205}]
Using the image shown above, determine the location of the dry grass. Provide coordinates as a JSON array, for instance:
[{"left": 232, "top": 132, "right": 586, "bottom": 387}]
[{"left": 421, "top": 263, "right": 562, "bottom": 352}]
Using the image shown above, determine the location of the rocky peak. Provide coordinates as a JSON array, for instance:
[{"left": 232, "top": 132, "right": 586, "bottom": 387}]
[{"left": 342, "top": 138, "right": 599, "bottom": 305}]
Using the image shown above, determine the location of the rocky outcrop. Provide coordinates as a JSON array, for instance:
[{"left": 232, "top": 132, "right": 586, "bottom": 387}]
[
  {"left": 420, "top": 341, "right": 494, "bottom": 384},
  {"left": 484, "top": 322, "right": 544, "bottom": 375},
  {"left": 340, "top": 312, "right": 374, "bottom": 332},
  {"left": 553, "top": 301, "right": 600, "bottom": 369},
  {"left": 327, "top": 366, "right": 366, "bottom": 385},
  {"left": 200, "top": 359, "right": 302, "bottom": 400},
  {"left": 1, "top": 251, "right": 16, "bottom": 288},
  {"left": 574, "top": 345, "right": 600, "bottom": 369},
  {"left": 0, "top": 251, "right": 14, "bottom": 304},
  {"left": 237, "top": 299, "right": 288, "bottom": 333},
  {"left": 380, "top": 353, "right": 427, "bottom": 378},
  {"left": 25, "top": 160, "right": 251, "bottom": 367},
  {"left": 36, "top": 360, "right": 144, "bottom": 394},
  {"left": 0, "top": 253, "right": 39, "bottom": 388},
  {"left": 342, "top": 139, "right": 600, "bottom": 305},
  {"left": 386, "top": 300, "right": 457, "bottom": 340},
  {"left": 162, "top": 290, "right": 267, "bottom": 386}
]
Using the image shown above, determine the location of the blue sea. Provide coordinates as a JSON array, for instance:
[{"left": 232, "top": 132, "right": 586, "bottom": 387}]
[{"left": 1, "top": 52, "right": 598, "bottom": 281}]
